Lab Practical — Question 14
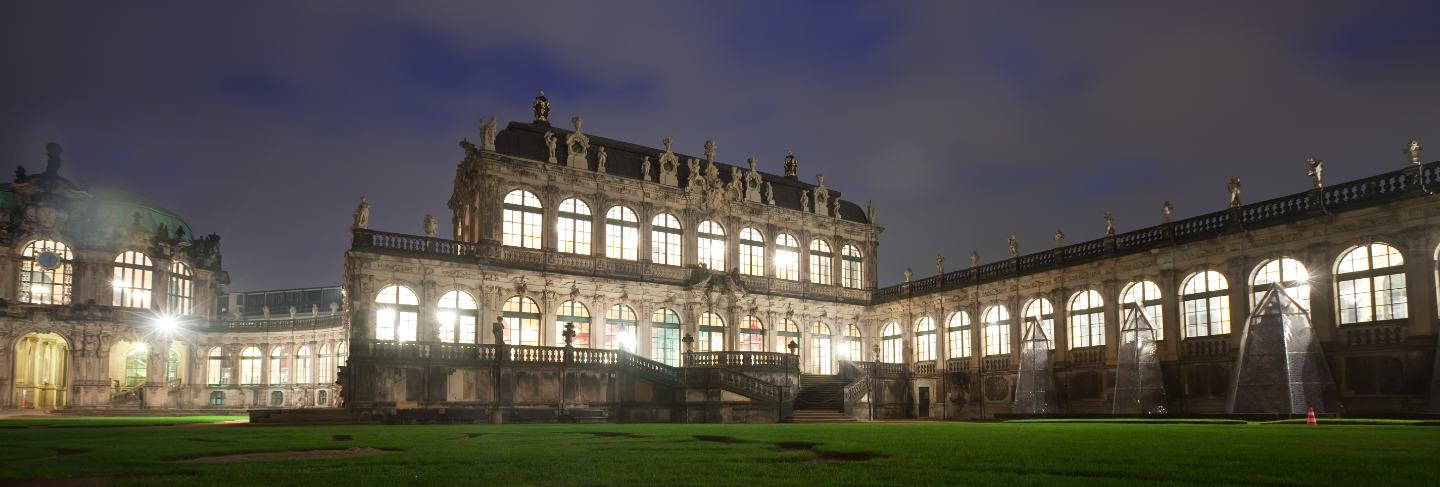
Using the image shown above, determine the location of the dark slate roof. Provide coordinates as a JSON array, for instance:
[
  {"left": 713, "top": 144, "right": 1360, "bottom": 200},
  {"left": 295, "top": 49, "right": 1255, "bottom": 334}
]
[{"left": 494, "top": 122, "right": 870, "bottom": 224}]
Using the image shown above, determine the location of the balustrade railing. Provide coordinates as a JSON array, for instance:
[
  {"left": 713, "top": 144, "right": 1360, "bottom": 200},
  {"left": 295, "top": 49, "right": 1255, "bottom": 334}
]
[
  {"left": 912, "top": 360, "right": 937, "bottom": 376},
  {"left": 1181, "top": 335, "right": 1231, "bottom": 357},
  {"left": 685, "top": 351, "right": 798, "bottom": 370},
  {"left": 1070, "top": 346, "right": 1106, "bottom": 366},
  {"left": 945, "top": 358, "right": 972, "bottom": 373},
  {"left": 214, "top": 315, "right": 343, "bottom": 332}
]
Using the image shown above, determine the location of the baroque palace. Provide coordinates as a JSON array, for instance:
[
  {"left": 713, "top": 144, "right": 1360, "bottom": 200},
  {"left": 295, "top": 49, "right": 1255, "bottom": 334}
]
[{"left": 339, "top": 93, "right": 1438, "bottom": 422}]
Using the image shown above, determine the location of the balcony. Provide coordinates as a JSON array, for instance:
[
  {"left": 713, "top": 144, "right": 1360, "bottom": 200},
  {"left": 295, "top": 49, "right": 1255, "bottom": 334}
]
[
  {"left": 1182, "top": 335, "right": 1231, "bottom": 358},
  {"left": 1069, "top": 346, "right": 1106, "bottom": 366}
]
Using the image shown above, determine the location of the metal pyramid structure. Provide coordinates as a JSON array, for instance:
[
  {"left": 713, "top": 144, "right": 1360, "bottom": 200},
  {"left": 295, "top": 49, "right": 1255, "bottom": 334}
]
[
  {"left": 1226, "top": 285, "right": 1343, "bottom": 414},
  {"left": 1114, "top": 304, "right": 1167, "bottom": 414},
  {"left": 1013, "top": 318, "right": 1054, "bottom": 414}
]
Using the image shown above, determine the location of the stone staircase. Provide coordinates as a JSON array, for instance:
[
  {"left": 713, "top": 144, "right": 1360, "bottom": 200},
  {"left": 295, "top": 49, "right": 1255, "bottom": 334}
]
[
  {"left": 790, "top": 409, "right": 857, "bottom": 423},
  {"left": 791, "top": 374, "right": 852, "bottom": 422}
]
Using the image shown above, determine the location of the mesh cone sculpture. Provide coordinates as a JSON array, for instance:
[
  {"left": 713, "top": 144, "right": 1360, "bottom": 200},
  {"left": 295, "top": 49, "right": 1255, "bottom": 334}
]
[
  {"left": 1114, "top": 304, "right": 1167, "bottom": 414},
  {"left": 1225, "top": 285, "right": 1343, "bottom": 414},
  {"left": 1013, "top": 318, "right": 1055, "bottom": 414}
]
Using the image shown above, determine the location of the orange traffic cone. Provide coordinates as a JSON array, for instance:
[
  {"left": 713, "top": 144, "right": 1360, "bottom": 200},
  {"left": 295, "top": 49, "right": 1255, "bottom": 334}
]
[{"left": 1306, "top": 405, "right": 1317, "bottom": 426}]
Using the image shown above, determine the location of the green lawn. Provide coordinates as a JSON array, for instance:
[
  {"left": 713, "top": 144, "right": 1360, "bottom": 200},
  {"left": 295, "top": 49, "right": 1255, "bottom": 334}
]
[{"left": 1, "top": 418, "right": 1437, "bottom": 486}]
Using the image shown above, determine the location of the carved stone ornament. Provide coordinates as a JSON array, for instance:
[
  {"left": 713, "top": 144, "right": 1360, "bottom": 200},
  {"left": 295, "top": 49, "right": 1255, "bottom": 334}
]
[
  {"left": 532, "top": 90, "right": 550, "bottom": 123},
  {"left": 1228, "top": 177, "right": 1242, "bottom": 208},
  {"left": 596, "top": 146, "right": 607, "bottom": 173},
  {"left": 480, "top": 116, "right": 497, "bottom": 151},
  {"left": 703, "top": 139, "right": 717, "bottom": 164},
  {"left": 1054, "top": 229, "right": 1065, "bottom": 248},
  {"left": 544, "top": 131, "right": 558, "bottom": 164},
  {"left": 1306, "top": 157, "right": 1324, "bottom": 189},
  {"left": 353, "top": 198, "right": 369, "bottom": 229},
  {"left": 1405, "top": 138, "right": 1422, "bottom": 166},
  {"left": 423, "top": 214, "right": 438, "bottom": 237},
  {"left": 764, "top": 182, "right": 775, "bottom": 205},
  {"left": 1008, "top": 235, "right": 1019, "bottom": 258},
  {"left": 783, "top": 150, "right": 798, "bottom": 178},
  {"left": 744, "top": 157, "right": 762, "bottom": 203},
  {"left": 1161, "top": 201, "right": 1173, "bottom": 224},
  {"left": 641, "top": 156, "right": 653, "bottom": 181},
  {"left": 1103, "top": 212, "right": 1116, "bottom": 237},
  {"left": 970, "top": 250, "right": 979, "bottom": 268},
  {"left": 686, "top": 158, "right": 703, "bottom": 193},
  {"left": 658, "top": 138, "right": 679, "bottom": 186},
  {"left": 800, "top": 189, "right": 810, "bottom": 213},
  {"left": 565, "top": 116, "right": 590, "bottom": 169}
]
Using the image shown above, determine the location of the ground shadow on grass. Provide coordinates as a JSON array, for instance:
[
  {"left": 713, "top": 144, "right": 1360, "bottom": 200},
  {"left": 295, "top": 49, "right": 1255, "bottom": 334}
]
[{"left": 181, "top": 447, "right": 388, "bottom": 464}]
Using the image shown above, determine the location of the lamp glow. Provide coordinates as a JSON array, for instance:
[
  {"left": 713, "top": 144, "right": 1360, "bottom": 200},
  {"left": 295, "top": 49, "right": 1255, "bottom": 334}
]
[{"left": 154, "top": 315, "right": 178, "bottom": 333}]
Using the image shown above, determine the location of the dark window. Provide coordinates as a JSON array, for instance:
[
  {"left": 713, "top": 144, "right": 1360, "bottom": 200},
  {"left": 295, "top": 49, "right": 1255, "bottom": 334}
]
[
  {"left": 270, "top": 391, "right": 284, "bottom": 406},
  {"left": 1345, "top": 356, "right": 1405, "bottom": 395},
  {"left": 209, "top": 391, "right": 225, "bottom": 406}
]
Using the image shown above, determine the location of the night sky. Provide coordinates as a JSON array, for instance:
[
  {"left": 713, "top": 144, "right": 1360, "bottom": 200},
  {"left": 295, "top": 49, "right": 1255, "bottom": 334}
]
[{"left": 4, "top": 1, "right": 1439, "bottom": 291}]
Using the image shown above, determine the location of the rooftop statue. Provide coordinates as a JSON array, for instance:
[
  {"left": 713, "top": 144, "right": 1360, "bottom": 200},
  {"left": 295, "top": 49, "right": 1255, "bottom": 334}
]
[
  {"left": 867, "top": 200, "right": 877, "bottom": 224},
  {"left": 1405, "top": 138, "right": 1423, "bottom": 166},
  {"left": 543, "top": 131, "right": 557, "bottom": 164},
  {"left": 784, "top": 150, "right": 798, "bottom": 178},
  {"left": 936, "top": 254, "right": 944, "bottom": 275},
  {"left": 480, "top": 116, "right": 497, "bottom": 151},
  {"left": 764, "top": 182, "right": 775, "bottom": 205},
  {"left": 800, "top": 189, "right": 810, "bottom": 213},
  {"left": 1228, "top": 177, "right": 1242, "bottom": 208},
  {"left": 597, "top": 146, "right": 608, "bottom": 173},
  {"left": 423, "top": 214, "right": 437, "bottom": 237},
  {"left": 1104, "top": 212, "right": 1116, "bottom": 237},
  {"left": 1307, "top": 157, "right": 1324, "bottom": 189},
  {"left": 353, "top": 197, "right": 370, "bottom": 230},
  {"left": 532, "top": 90, "right": 550, "bottom": 123},
  {"left": 1008, "top": 235, "right": 1019, "bottom": 258},
  {"left": 970, "top": 250, "right": 979, "bottom": 268},
  {"left": 904, "top": 267, "right": 912, "bottom": 283},
  {"left": 641, "top": 156, "right": 652, "bottom": 181},
  {"left": 1161, "top": 200, "right": 1173, "bottom": 224},
  {"left": 1054, "top": 229, "right": 1065, "bottom": 248},
  {"left": 703, "top": 140, "right": 716, "bottom": 163}
]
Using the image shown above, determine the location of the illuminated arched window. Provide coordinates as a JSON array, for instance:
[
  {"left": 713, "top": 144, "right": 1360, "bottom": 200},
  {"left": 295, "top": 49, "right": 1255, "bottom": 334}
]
[
  {"left": 318, "top": 344, "right": 332, "bottom": 383},
  {"left": 437, "top": 290, "right": 478, "bottom": 343},
  {"left": 165, "top": 351, "right": 178, "bottom": 382},
  {"left": 698, "top": 312, "right": 725, "bottom": 352},
  {"left": 1069, "top": 290, "right": 1105, "bottom": 349},
  {"left": 239, "top": 347, "right": 263, "bottom": 385},
  {"left": 1121, "top": 280, "right": 1164, "bottom": 340},
  {"left": 112, "top": 251, "right": 154, "bottom": 309},
  {"left": 374, "top": 285, "right": 418, "bottom": 342},
  {"left": 604, "top": 304, "right": 638, "bottom": 352},
  {"left": 207, "top": 347, "right": 226, "bottom": 386},
  {"left": 947, "top": 311, "right": 972, "bottom": 359},
  {"left": 20, "top": 239, "right": 73, "bottom": 305},
  {"left": 776, "top": 319, "right": 800, "bottom": 353},
  {"left": 124, "top": 346, "right": 148, "bottom": 387},
  {"left": 809, "top": 239, "right": 833, "bottom": 285},
  {"left": 295, "top": 345, "right": 313, "bottom": 385},
  {"left": 697, "top": 221, "right": 726, "bottom": 270},
  {"left": 841, "top": 245, "right": 864, "bottom": 289},
  {"left": 502, "top": 189, "right": 543, "bottom": 249},
  {"left": 841, "top": 324, "right": 863, "bottom": 362},
  {"left": 983, "top": 305, "right": 1011, "bottom": 356},
  {"left": 739, "top": 316, "right": 765, "bottom": 352},
  {"left": 774, "top": 233, "right": 800, "bottom": 280},
  {"left": 914, "top": 316, "right": 936, "bottom": 361},
  {"left": 269, "top": 346, "right": 290, "bottom": 385},
  {"left": 1252, "top": 257, "right": 1311, "bottom": 313},
  {"left": 651, "top": 308, "right": 681, "bottom": 366},
  {"left": 502, "top": 296, "right": 542, "bottom": 346},
  {"left": 809, "top": 322, "right": 833, "bottom": 374},
  {"left": 651, "top": 213, "right": 682, "bottom": 266},
  {"left": 881, "top": 322, "right": 903, "bottom": 363},
  {"left": 1337, "top": 243, "right": 1408, "bottom": 324},
  {"left": 168, "top": 262, "right": 193, "bottom": 315},
  {"left": 738, "top": 228, "right": 765, "bottom": 276},
  {"left": 555, "top": 300, "right": 591, "bottom": 347},
  {"left": 604, "top": 206, "right": 639, "bottom": 260},
  {"left": 1182, "top": 271, "right": 1231, "bottom": 337},
  {"left": 558, "top": 198, "right": 592, "bottom": 255},
  {"left": 1022, "top": 298, "right": 1056, "bottom": 349}
]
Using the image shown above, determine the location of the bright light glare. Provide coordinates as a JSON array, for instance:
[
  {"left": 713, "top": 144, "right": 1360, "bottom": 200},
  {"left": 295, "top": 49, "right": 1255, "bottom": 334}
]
[
  {"left": 616, "top": 331, "right": 636, "bottom": 352},
  {"left": 154, "top": 315, "right": 177, "bottom": 332},
  {"left": 112, "top": 278, "right": 127, "bottom": 288}
]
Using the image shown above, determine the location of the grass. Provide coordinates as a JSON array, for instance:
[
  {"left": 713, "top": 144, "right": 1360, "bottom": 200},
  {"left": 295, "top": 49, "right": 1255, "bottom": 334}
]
[
  {"left": 1, "top": 418, "right": 1437, "bottom": 486},
  {"left": 0, "top": 416, "right": 246, "bottom": 428}
]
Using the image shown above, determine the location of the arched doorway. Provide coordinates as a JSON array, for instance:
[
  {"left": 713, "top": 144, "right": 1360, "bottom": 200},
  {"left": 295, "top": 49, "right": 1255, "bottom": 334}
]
[{"left": 12, "top": 332, "right": 69, "bottom": 409}]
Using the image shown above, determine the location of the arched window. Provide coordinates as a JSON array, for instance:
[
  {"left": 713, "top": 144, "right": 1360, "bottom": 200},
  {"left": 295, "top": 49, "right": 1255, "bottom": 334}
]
[
  {"left": 337, "top": 341, "right": 347, "bottom": 367},
  {"left": 651, "top": 213, "right": 682, "bottom": 266},
  {"left": 124, "top": 346, "right": 148, "bottom": 387},
  {"left": 841, "top": 245, "right": 864, "bottom": 289},
  {"left": 1069, "top": 290, "right": 1105, "bottom": 349},
  {"left": 698, "top": 312, "right": 725, "bottom": 352},
  {"left": 983, "top": 305, "right": 1011, "bottom": 356},
  {"left": 697, "top": 221, "right": 726, "bottom": 271},
  {"left": 239, "top": 347, "right": 263, "bottom": 385},
  {"left": 1182, "top": 271, "right": 1231, "bottom": 337},
  {"left": 168, "top": 262, "right": 193, "bottom": 315},
  {"left": 809, "top": 322, "right": 833, "bottom": 374},
  {"left": 317, "top": 390, "right": 329, "bottom": 406},
  {"left": 502, "top": 189, "right": 543, "bottom": 249},
  {"left": 374, "top": 285, "right": 419, "bottom": 342},
  {"left": 739, "top": 316, "right": 765, "bottom": 352},
  {"left": 269, "top": 347, "right": 290, "bottom": 385},
  {"left": 1337, "top": 243, "right": 1408, "bottom": 324},
  {"left": 270, "top": 391, "right": 284, "bottom": 406},
  {"left": 880, "top": 322, "right": 903, "bottom": 363},
  {"left": 165, "top": 351, "right": 178, "bottom": 382},
  {"left": 295, "top": 346, "right": 313, "bottom": 385},
  {"left": 207, "top": 347, "right": 226, "bottom": 386},
  {"left": 112, "top": 251, "right": 154, "bottom": 309},
  {"left": 1252, "top": 257, "right": 1311, "bottom": 312},
  {"left": 1022, "top": 298, "right": 1056, "bottom": 349},
  {"left": 738, "top": 228, "right": 765, "bottom": 276},
  {"left": 20, "top": 239, "right": 74, "bottom": 305},
  {"left": 318, "top": 344, "right": 332, "bottom": 383},
  {"left": 558, "top": 198, "right": 593, "bottom": 255},
  {"left": 841, "top": 324, "right": 863, "bottom": 362},
  {"left": 1121, "top": 280, "right": 1164, "bottom": 340},
  {"left": 604, "top": 206, "right": 639, "bottom": 260},
  {"left": 776, "top": 319, "right": 800, "bottom": 353},
  {"left": 604, "top": 304, "right": 638, "bottom": 352},
  {"left": 502, "top": 296, "right": 542, "bottom": 346},
  {"left": 809, "top": 239, "right": 833, "bottom": 285},
  {"left": 437, "top": 290, "right": 479, "bottom": 344},
  {"left": 651, "top": 308, "right": 681, "bottom": 366},
  {"left": 914, "top": 316, "right": 937, "bottom": 361},
  {"left": 947, "top": 311, "right": 972, "bottom": 359},
  {"left": 555, "top": 300, "right": 592, "bottom": 347},
  {"left": 774, "top": 233, "right": 800, "bottom": 281}
]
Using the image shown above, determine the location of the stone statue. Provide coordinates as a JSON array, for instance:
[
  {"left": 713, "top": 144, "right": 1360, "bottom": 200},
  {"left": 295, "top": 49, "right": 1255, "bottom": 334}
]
[
  {"left": 728, "top": 167, "right": 743, "bottom": 201},
  {"left": 424, "top": 214, "right": 437, "bottom": 237},
  {"left": 1103, "top": 212, "right": 1116, "bottom": 237},
  {"left": 936, "top": 254, "right": 944, "bottom": 275},
  {"left": 1008, "top": 235, "right": 1019, "bottom": 258},
  {"left": 1054, "top": 229, "right": 1065, "bottom": 248},
  {"left": 1306, "top": 157, "right": 1324, "bottom": 189},
  {"left": 311, "top": 304, "right": 319, "bottom": 317},
  {"left": 543, "top": 131, "right": 557, "bottom": 164},
  {"left": 330, "top": 302, "right": 339, "bottom": 315},
  {"left": 867, "top": 200, "right": 877, "bottom": 224},
  {"left": 904, "top": 267, "right": 913, "bottom": 283},
  {"left": 816, "top": 173, "right": 825, "bottom": 188},
  {"left": 1405, "top": 138, "right": 1422, "bottom": 166},
  {"left": 764, "top": 182, "right": 775, "bottom": 205},
  {"left": 596, "top": 146, "right": 607, "bottom": 173},
  {"left": 565, "top": 117, "right": 589, "bottom": 168},
  {"left": 703, "top": 140, "right": 717, "bottom": 163},
  {"left": 831, "top": 198, "right": 840, "bottom": 218},
  {"left": 1228, "top": 177, "right": 1242, "bottom": 208},
  {"left": 685, "top": 158, "right": 702, "bottom": 193},
  {"left": 641, "top": 156, "right": 652, "bottom": 181},
  {"left": 532, "top": 90, "right": 550, "bottom": 123},
  {"left": 262, "top": 305, "right": 271, "bottom": 320},
  {"left": 459, "top": 138, "right": 477, "bottom": 155},
  {"left": 744, "top": 157, "right": 762, "bottom": 203},
  {"left": 1162, "top": 201, "right": 1173, "bottom": 224},
  {"left": 783, "top": 150, "right": 798, "bottom": 178},
  {"left": 658, "top": 138, "right": 680, "bottom": 186},
  {"left": 970, "top": 250, "right": 979, "bottom": 268},
  {"left": 44, "top": 142, "right": 62, "bottom": 174},
  {"left": 288, "top": 306, "right": 297, "bottom": 319},
  {"left": 352, "top": 198, "right": 370, "bottom": 229},
  {"left": 800, "top": 189, "right": 810, "bottom": 213},
  {"left": 480, "top": 116, "right": 497, "bottom": 151}
]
